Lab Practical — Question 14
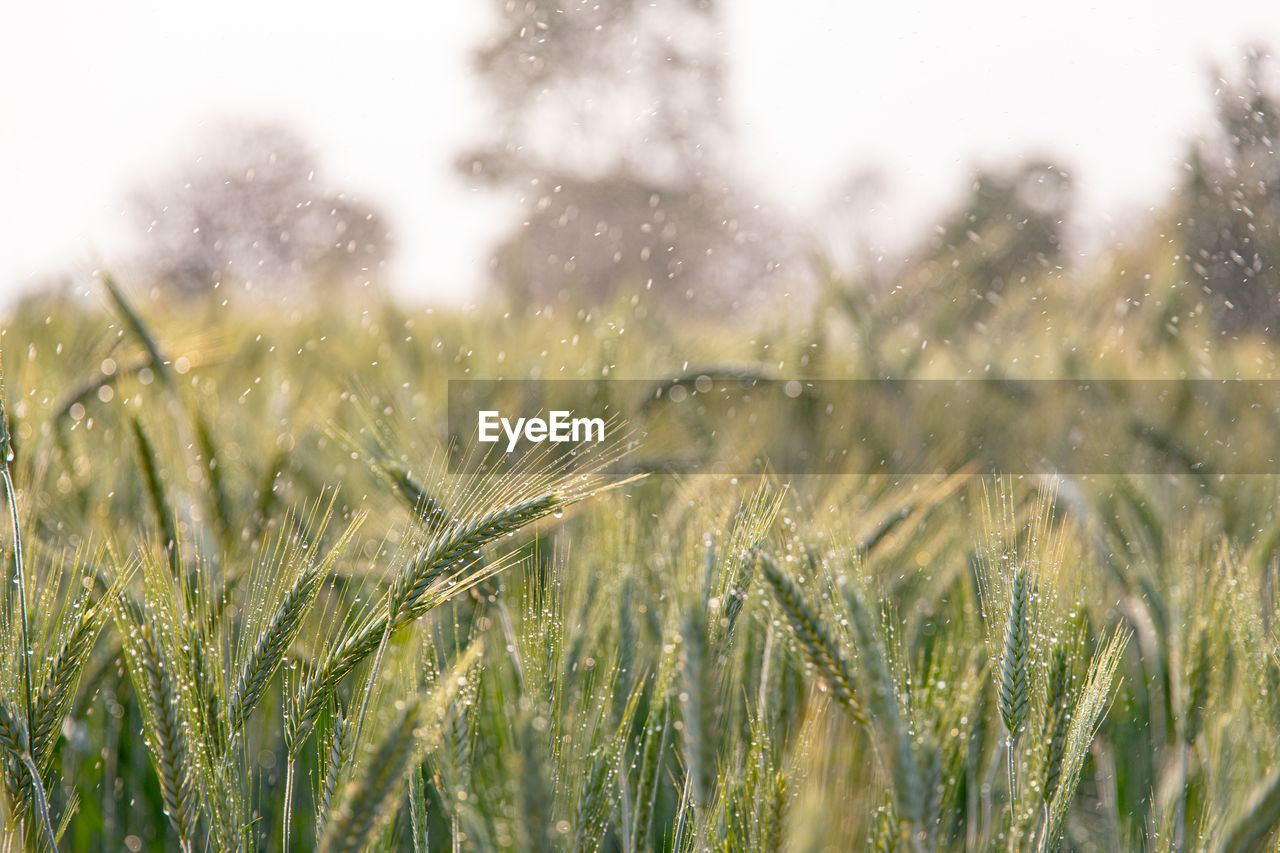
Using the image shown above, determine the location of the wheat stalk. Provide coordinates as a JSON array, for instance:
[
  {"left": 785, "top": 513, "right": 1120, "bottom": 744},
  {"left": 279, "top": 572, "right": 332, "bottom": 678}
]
[
  {"left": 759, "top": 553, "right": 866, "bottom": 725},
  {"left": 289, "top": 492, "right": 564, "bottom": 753},
  {"left": 998, "top": 564, "right": 1032, "bottom": 743},
  {"left": 227, "top": 566, "right": 322, "bottom": 733},
  {"left": 386, "top": 493, "right": 561, "bottom": 623},
  {"left": 997, "top": 562, "right": 1031, "bottom": 813},
  {"left": 314, "top": 707, "right": 353, "bottom": 834},
  {"left": 0, "top": 700, "right": 57, "bottom": 851},
  {"left": 0, "top": 392, "right": 57, "bottom": 852},
  {"left": 380, "top": 462, "right": 450, "bottom": 533},
  {"left": 846, "top": 583, "right": 925, "bottom": 837},
  {"left": 130, "top": 416, "right": 180, "bottom": 578},
  {"left": 1039, "top": 644, "right": 1072, "bottom": 805},
  {"left": 32, "top": 603, "right": 99, "bottom": 767},
  {"left": 679, "top": 605, "right": 715, "bottom": 814},
  {"left": 630, "top": 693, "right": 670, "bottom": 853},
  {"left": 1039, "top": 629, "right": 1128, "bottom": 851},
  {"left": 317, "top": 701, "right": 420, "bottom": 853},
  {"left": 104, "top": 275, "right": 172, "bottom": 389},
  {"left": 125, "top": 612, "right": 197, "bottom": 851}
]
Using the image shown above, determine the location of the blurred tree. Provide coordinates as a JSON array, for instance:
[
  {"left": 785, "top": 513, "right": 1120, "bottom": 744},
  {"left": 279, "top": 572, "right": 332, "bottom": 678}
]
[
  {"left": 1181, "top": 47, "right": 1280, "bottom": 335},
  {"left": 128, "top": 122, "right": 392, "bottom": 300},
  {"left": 460, "top": 0, "right": 783, "bottom": 312},
  {"left": 890, "top": 160, "right": 1072, "bottom": 344},
  {"left": 933, "top": 161, "right": 1071, "bottom": 281}
]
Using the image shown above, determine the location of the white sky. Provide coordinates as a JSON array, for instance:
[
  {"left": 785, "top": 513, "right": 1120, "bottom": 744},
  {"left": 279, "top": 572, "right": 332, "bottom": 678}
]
[{"left": 3, "top": 0, "right": 1279, "bottom": 303}]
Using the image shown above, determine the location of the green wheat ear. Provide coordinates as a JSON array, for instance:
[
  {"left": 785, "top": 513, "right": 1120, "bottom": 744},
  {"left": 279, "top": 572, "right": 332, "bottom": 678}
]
[
  {"left": 759, "top": 552, "right": 866, "bottom": 725},
  {"left": 1039, "top": 642, "right": 1073, "bottom": 805},
  {"left": 317, "top": 701, "right": 421, "bottom": 853},
  {"left": 226, "top": 566, "right": 324, "bottom": 733},
  {"left": 1042, "top": 628, "right": 1129, "bottom": 850},
  {"left": 997, "top": 563, "right": 1031, "bottom": 743},
  {"left": 287, "top": 491, "right": 568, "bottom": 754}
]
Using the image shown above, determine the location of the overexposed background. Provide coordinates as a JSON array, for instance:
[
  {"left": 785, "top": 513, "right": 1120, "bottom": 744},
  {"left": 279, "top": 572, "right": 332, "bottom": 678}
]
[{"left": 3, "top": 0, "right": 1278, "bottom": 302}]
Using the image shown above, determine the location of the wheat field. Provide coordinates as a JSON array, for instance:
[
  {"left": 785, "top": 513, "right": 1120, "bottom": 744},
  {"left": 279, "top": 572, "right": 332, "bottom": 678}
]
[{"left": 0, "top": 269, "right": 1279, "bottom": 852}]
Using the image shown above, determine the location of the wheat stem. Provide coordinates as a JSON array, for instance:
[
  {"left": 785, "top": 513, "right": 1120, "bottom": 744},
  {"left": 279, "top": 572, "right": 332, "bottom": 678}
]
[
  {"left": 282, "top": 757, "right": 295, "bottom": 853},
  {"left": 0, "top": 398, "right": 54, "bottom": 852}
]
